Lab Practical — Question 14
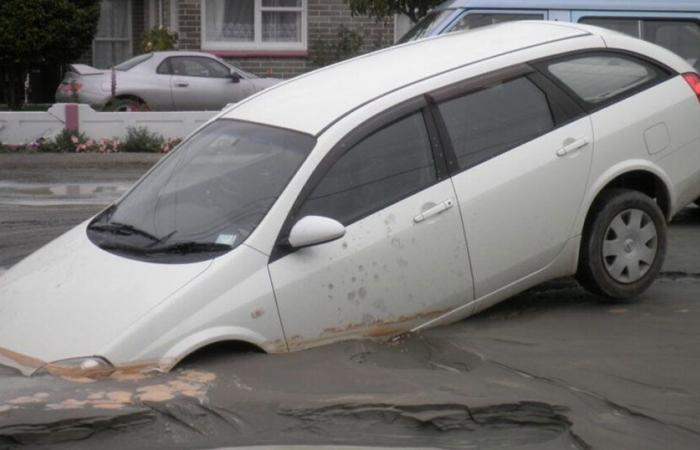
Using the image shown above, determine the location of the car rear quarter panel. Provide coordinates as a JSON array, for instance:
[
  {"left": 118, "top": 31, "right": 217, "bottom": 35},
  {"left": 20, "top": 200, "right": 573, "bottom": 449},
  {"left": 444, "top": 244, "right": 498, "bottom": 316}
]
[{"left": 575, "top": 75, "right": 700, "bottom": 233}]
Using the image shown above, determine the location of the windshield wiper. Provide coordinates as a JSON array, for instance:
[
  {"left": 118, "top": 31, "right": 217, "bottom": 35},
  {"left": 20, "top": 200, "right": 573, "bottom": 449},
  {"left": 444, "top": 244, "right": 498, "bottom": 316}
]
[
  {"left": 89, "top": 221, "right": 161, "bottom": 243},
  {"left": 146, "top": 242, "right": 232, "bottom": 254}
]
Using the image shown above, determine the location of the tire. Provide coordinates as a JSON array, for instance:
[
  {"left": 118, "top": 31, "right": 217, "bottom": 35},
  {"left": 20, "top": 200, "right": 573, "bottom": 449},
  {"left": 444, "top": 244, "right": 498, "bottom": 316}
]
[
  {"left": 106, "top": 98, "right": 150, "bottom": 112},
  {"left": 694, "top": 198, "right": 700, "bottom": 207},
  {"left": 577, "top": 188, "right": 667, "bottom": 300}
]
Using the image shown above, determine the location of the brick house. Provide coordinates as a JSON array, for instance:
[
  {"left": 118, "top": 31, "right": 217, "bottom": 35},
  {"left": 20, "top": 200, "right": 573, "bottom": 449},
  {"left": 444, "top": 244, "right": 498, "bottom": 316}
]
[{"left": 92, "top": 0, "right": 411, "bottom": 78}]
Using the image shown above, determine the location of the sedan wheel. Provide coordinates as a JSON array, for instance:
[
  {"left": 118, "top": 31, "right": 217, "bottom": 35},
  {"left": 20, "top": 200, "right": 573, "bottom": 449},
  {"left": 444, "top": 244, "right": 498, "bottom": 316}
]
[
  {"left": 106, "top": 98, "right": 150, "bottom": 112},
  {"left": 577, "top": 189, "right": 666, "bottom": 300}
]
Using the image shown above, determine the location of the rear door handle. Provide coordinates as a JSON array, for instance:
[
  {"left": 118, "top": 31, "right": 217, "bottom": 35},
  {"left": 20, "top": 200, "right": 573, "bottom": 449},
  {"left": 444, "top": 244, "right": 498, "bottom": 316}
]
[
  {"left": 175, "top": 80, "right": 189, "bottom": 87},
  {"left": 414, "top": 199, "right": 454, "bottom": 223},
  {"left": 557, "top": 137, "right": 589, "bottom": 157}
]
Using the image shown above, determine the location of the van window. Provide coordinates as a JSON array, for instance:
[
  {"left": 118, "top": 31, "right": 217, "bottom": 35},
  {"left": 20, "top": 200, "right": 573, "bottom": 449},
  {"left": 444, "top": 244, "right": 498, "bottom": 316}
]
[
  {"left": 580, "top": 18, "right": 700, "bottom": 69},
  {"left": 452, "top": 12, "right": 545, "bottom": 32},
  {"left": 545, "top": 54, "right": 662, "bottom": 105},
  {"left": 437, "top": 77, "right": 554, "bottom": 171},
  {"left": 298, "top": 113, "right": 437, "bottom": 225}
]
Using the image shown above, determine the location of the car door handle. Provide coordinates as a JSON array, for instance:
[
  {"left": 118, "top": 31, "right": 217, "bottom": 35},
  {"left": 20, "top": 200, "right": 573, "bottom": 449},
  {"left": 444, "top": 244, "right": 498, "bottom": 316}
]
[
  {"left": 557, "top": 137, "right": 589, "bottom": 157},
  {"left": 414, "top": 199, "right": 454, "bottom": 223},
  {"left": 175, "top": 81, "right": 189, "bottom": 87}
]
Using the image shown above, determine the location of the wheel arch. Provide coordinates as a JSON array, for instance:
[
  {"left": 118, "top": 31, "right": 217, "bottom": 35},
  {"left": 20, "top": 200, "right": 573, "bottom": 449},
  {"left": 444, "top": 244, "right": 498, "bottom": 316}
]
[
  {"left": 578, "top": 162, "right": 675, "bottom": 236},
  {"left": 158, "top": 326, "right": 275, "bottom": 372},
  {"left": 105, "top": 94, "right": 148, "bottom": 110}
]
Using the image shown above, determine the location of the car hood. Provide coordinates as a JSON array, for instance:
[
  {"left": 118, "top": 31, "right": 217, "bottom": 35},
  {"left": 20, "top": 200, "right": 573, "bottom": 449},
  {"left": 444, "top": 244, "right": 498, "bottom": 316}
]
[{"left": 0, "top": 222, "right": 211, "bottom": 375}]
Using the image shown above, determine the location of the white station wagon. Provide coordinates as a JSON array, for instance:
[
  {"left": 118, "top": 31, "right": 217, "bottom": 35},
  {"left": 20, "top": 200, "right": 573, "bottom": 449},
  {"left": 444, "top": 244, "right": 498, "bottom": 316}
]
[{"left": 2, "top": 22, "right": 700, "bottom": 376}]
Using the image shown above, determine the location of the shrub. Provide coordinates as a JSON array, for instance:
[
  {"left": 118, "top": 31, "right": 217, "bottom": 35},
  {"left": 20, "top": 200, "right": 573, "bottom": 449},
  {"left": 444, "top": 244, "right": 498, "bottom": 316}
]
[
  {"left": 120, "top": 126, "right": 165, "bottom": 153},
  {"left": 311, "top": 25, "right": 365, "bottom": 67},
  {"left": 37, "top": 129, "right": 89, "bottom": 153},
  {"left": 141, "top": 27, "right": 178, "bottom": 53}
]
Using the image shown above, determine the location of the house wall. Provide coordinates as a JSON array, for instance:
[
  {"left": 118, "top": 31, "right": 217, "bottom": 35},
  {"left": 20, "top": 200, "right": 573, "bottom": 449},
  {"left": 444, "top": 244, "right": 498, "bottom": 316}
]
[{"left": 177, "top": 0, "right": 395, "bottom": 78}]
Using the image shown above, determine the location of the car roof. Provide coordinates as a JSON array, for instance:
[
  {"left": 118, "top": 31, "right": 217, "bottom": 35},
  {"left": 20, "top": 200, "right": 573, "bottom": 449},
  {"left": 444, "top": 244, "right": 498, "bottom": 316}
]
[
  {"left": 223, "top": 21, "right": 596, "bottom": 135},
  {"left": 437, "top": 0, "right": 700, "bottom": 13}
]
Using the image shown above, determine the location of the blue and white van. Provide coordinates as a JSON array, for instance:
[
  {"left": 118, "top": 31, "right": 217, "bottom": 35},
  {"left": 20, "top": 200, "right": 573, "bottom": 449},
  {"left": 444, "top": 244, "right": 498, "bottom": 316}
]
[{"left": 399, "top": 0, "right": 700, "bottom": 69}]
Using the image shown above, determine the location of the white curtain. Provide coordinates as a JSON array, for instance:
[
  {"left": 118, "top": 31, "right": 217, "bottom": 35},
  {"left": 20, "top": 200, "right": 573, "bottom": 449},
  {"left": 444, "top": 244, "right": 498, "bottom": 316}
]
[
  {"left": 206, "top": 0, "right": 254, "bottom": 41},
  {"left": 94, "top": 0, "right": 130, "bottom": 68}
]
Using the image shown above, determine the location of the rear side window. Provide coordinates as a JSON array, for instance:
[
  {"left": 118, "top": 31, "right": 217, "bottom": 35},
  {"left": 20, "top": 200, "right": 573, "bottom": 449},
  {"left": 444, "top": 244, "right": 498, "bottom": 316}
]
[
  {"left": 545, "top": 54, "right": 665, "bottom": 105},
  {"left": 298, "top": 113, "right": 437, "bottom": 225},
  {"left": 452, "top": 12, "right": 545, "bottom": 32},
  {"left": 580, "top": 18, "right": 700, "bottom": 70},
  {"left": 437, "top": 76, "right": 554, "bottom": 171}
]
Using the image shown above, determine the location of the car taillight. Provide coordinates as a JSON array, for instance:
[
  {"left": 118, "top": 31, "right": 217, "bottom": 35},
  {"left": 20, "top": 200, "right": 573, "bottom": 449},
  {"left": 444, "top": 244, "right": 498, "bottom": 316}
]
[{"left": 682, "top": 72, "right": 700, "bottom": 102}]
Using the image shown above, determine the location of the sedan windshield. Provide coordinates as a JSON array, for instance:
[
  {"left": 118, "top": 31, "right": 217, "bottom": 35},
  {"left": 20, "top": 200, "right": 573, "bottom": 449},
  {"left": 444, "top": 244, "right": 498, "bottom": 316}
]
[{"left": 88, "top": 119, "right": 315, "bottom": 263}]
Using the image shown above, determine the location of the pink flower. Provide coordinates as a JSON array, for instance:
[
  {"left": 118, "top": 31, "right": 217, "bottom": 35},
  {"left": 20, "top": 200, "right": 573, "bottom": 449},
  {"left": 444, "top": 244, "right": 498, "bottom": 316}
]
[{"left": 71, "top": 136, "right": 79, "bottom": 144}]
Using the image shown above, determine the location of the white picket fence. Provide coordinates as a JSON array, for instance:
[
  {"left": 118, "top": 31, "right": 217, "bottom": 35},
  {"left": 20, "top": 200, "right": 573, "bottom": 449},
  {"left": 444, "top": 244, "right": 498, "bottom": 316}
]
[{"left": 0, "top": 104, "right": 218, "bottom": 145}]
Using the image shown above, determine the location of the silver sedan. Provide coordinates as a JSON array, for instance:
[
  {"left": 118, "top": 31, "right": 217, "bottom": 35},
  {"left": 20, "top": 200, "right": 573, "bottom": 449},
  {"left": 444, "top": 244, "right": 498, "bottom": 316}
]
[{"left": 55, "top": 51, "right": 282, "bottom": 111}]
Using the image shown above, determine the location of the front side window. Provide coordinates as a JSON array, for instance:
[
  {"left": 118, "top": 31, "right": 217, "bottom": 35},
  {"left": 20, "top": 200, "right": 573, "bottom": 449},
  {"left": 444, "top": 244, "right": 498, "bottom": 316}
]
[
  {"left": 438, "top": 77, "right": 554, "bottom": 171},
  {"left": 203, "top": 0, "right": 306, "bottom": 50},
  {"left": 88, "top": 120, "right": 314, "bottom": 263},
  {"left": 580, "top": 17, "right": 700, "bottom": 70},
  {"left": 452, "top": 12, "right": 545, "bottom": 32},
  {"left": 160, "top": 56, "right": 232, "bottom": 78},
  {"left": 298, "top": 113, "right": 437, "bottom": 226},
  {"left": 545, "top": 54, "right": 663, "bottom": 105}
]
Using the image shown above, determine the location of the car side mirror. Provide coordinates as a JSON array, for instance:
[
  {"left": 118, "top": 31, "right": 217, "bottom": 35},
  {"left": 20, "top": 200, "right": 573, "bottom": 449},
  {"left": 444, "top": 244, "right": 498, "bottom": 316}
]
[
  {"left": 230, "top": 71, "right": 241, "bottom": 83},
  {"left": 288, "top": 216, "right": 345, "bottom": 249}
]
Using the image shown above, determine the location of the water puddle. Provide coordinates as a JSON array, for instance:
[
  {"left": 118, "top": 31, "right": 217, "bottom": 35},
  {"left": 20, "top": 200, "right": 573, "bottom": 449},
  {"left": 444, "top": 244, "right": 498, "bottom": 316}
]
[{"left": 0, "top": 181, "right": 132, "bottom": 206}]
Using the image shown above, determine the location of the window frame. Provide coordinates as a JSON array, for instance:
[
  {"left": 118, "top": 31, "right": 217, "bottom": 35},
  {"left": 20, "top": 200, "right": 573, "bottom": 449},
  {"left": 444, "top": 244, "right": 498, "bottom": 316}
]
[
  {"left": 271, "top": 96, "right": 448, "bottom": 262},
  {"left": 92, "top": 0, "right": 133, "bottom": 68},
  {"left": 201, "top": 0, "right": 308, "bottom": 52},
  {"left": 531, "top": 49, "right": 676, "bottom": 114}
]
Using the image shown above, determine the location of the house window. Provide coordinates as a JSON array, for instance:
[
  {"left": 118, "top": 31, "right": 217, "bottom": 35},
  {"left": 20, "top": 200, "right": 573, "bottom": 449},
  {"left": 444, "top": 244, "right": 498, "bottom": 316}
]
[
  {"left": 93, "top": 0, "right": 132, "bottom": 68},
  {"left": 202, "top": 0, "right": 307, "bottom": 51}
]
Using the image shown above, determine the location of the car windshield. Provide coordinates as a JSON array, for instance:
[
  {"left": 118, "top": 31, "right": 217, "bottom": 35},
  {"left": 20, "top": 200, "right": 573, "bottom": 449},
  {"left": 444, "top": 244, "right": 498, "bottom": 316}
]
[
  {"left": 397, "top": 9, "right": 455, "bottom": 43},
  {"left": 87, "top": 119, "right": 315, "bottom": 263},
  {"left": 114, "top": 53, "right": 154, "bottom": 71}
]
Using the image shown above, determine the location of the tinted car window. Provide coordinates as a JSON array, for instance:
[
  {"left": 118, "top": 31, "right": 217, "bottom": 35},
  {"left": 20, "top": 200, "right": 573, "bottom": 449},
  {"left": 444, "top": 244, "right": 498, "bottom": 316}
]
[
  {"left": 438, "top": 77, "right": 554, "bottom": 171},
  {"left": 546, "top": 55, "right": 661, "bottom": 104},
  {"left": 166, "top": 56, "right": 232, "bottom": 78},
  {"left": 452, "top": 13, "right": 544, "bottom": 32},
  {"left": 298, "top": 113, "right": 437, "bottom": 225},
  {"left": 580, "top": 18, "right": 700, "bottom": 70}
]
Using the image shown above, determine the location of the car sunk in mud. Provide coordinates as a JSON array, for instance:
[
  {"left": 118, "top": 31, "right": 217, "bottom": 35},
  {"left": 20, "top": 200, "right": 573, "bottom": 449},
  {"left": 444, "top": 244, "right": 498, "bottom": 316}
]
[{"left": 3, "top": 21, "right": 700, "bottom": 377}]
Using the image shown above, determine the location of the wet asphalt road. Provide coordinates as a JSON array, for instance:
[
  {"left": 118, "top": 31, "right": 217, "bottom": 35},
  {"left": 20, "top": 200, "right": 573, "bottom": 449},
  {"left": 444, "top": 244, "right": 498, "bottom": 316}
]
[{"left": 0, "top": 154, "right": 699, "bottom": 449}]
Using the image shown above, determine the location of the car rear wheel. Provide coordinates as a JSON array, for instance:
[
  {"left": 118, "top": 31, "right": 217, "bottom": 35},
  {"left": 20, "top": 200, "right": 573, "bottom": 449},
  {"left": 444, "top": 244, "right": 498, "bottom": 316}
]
[
  {"left": 106, "top": 98, "right": 150, "bottom": 112},
  {"left": 577, "top": 188, "right": 666, "bottom": 300}
]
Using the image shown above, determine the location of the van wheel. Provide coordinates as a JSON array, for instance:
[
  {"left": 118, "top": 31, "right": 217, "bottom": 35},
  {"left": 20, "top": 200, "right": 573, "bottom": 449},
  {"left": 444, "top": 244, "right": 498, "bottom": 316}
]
[{"left": 577, "top": 189, "right": 666, "bottom": 300}]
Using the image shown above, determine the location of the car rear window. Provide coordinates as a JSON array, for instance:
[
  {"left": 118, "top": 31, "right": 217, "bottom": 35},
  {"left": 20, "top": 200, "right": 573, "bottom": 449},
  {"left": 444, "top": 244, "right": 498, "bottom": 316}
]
[
  {"left": 545, "top": 54, "right": 665, "bottom": 105},
  {"left": 114, "top": 53, "right": 154, "bottom": 71},
  {"left": 437, "top": 76, "right": 554, "bottom": 171}
]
